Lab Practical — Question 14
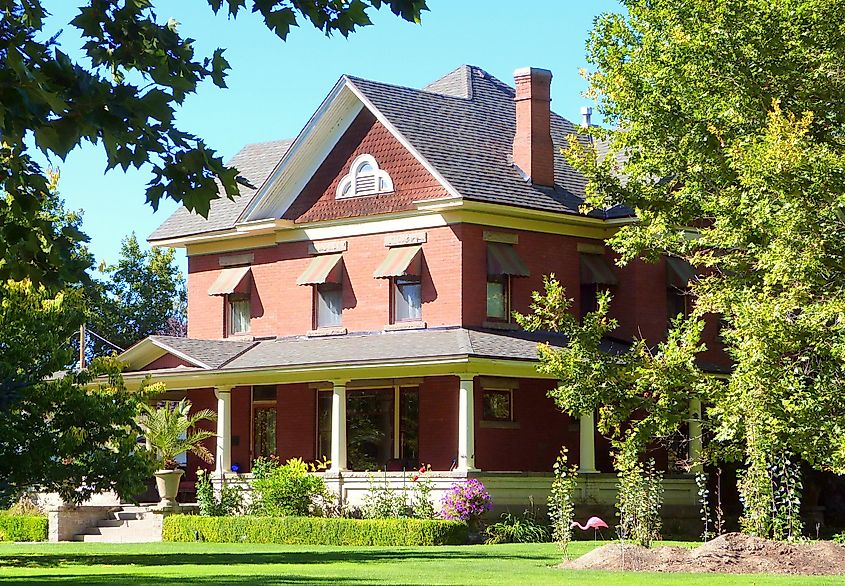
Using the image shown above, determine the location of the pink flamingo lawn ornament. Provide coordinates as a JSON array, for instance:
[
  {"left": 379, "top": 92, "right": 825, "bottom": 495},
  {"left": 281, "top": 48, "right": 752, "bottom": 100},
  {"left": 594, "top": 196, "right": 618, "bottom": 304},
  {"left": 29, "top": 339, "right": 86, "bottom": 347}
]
[{"left": 571, "top": 516, "right": 609, "bottom": 540}]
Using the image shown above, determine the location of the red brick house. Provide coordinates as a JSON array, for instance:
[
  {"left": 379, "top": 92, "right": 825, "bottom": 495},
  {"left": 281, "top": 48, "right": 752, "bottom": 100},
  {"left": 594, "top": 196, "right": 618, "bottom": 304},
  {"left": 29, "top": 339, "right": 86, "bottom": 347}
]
[{"left": 120, "top": 65, "right": 721, "bottom": 510}]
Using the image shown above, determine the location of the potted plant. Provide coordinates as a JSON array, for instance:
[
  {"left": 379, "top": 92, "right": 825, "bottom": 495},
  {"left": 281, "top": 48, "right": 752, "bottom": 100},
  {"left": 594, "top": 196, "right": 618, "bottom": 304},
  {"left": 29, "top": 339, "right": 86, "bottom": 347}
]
[{"left": 137, "top": 399, "right": 216, "bottom": 510}]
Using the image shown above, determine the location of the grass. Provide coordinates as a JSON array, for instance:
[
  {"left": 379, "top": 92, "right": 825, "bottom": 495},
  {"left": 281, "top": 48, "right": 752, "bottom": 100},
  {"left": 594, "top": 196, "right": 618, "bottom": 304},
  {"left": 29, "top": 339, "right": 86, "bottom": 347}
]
[{"left": 0, "top": 541, "right": 843, "bottom": 585}]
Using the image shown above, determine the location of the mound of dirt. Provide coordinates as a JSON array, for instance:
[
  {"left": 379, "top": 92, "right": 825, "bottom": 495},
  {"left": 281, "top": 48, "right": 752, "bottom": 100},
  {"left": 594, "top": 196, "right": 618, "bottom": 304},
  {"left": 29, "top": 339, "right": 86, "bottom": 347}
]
[{"left": 563, "top": 533, "right": 845, "bottom": 575}]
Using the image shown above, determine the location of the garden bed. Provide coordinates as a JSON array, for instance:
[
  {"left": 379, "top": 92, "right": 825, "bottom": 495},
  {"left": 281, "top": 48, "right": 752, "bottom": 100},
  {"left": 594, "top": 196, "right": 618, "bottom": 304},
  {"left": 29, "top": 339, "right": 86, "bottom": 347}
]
[
  {"left": 564, "top": 532, "right": 845, "bottom": 575},
  {"left": 163, "top": 514, "right": 468, "bottom": 546}
]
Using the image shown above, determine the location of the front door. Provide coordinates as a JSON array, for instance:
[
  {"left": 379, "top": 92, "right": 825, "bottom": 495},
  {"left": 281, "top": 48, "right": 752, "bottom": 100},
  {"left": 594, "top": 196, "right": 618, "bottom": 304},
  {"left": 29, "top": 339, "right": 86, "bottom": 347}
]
[{"left": 252, "top": 386, "right": 277, "bottom": 462}]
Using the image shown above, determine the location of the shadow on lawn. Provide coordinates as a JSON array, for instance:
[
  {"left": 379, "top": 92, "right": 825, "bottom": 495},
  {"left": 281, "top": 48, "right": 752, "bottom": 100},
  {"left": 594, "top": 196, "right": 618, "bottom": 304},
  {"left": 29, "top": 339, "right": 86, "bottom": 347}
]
[
  {"left": 0, "top": 548, "right": 551, "bottom": 570},
  {"left": 0, "top": 574, "right": 414, "bottom": 586}
]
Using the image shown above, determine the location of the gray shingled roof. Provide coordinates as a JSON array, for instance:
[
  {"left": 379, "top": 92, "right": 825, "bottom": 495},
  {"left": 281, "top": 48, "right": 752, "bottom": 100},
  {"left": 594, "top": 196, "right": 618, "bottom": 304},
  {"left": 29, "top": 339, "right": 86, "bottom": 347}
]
[
  {"left": 133, "top": 328, "right": 632, "bottom": 374},
  {"left": 149, "top": 139, "right": 293, "bottom": 241},
  {"left": 150, "top": 335, "right": 257, "bottom": 369},
  {"left": 149, "top": 66, "right": 633, "bottom": 242}
]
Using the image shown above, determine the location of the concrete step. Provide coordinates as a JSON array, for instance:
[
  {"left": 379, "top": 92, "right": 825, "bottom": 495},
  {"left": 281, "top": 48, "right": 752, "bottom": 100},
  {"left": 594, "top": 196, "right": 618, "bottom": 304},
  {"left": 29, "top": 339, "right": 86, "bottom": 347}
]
[{"left": 71, "top": 506, "right": 160, "bottom": 543}]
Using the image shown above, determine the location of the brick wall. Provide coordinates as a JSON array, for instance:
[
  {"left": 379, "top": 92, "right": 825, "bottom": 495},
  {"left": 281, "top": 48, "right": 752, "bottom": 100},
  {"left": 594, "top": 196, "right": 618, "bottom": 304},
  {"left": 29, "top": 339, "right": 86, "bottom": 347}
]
[
  {"left": 185, "top": 388, "right": 217, "bottom": 480},
  {"left": 418, "top": 376, "right": 459, "bottom": 470},
  {"left": 474, "top": 378, "right": 577, "bottom": 472},
  {"left": 187, "top": 225, "right": 463, "bottom": 338},
  {"left": 276, "top": 383, "right": 316, "bottom": 462}
]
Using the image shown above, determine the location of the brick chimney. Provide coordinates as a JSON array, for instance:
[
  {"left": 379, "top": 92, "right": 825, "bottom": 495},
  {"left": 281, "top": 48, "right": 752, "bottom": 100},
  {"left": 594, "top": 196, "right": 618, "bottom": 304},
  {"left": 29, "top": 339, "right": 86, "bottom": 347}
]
[{"left": 512, "top": 67, "right": 555, "bottom": 187}]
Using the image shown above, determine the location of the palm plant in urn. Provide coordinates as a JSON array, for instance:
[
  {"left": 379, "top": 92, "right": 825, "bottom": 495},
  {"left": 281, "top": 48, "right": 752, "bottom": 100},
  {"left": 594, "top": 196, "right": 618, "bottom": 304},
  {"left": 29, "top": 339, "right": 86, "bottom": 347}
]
[{"left": 137, "top": 399, "right": 216, "bottom": 510}]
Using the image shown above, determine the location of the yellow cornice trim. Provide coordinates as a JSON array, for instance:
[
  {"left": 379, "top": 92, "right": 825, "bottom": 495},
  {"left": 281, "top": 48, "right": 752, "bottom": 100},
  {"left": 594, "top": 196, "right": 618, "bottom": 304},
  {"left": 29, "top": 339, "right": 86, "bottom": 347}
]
[{"left": 168, "top": 198, "right": 636, "bottom": 256}]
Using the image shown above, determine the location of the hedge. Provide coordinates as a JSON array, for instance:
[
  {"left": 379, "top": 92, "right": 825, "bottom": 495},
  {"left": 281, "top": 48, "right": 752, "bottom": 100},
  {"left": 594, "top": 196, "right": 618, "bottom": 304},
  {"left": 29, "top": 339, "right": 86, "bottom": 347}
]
[
  {"left": 163, "top": 515, "right": 468, "bottom": 546},
  {"left": 0, "top": 514, "right": 48, "bottom": 542}
]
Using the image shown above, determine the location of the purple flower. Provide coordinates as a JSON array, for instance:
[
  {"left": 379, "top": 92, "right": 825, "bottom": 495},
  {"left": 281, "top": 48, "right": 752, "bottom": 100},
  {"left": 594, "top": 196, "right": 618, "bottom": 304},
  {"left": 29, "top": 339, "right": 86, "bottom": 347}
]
[{"left": 440, "top": 479, "right": 493, "bottom": 525}]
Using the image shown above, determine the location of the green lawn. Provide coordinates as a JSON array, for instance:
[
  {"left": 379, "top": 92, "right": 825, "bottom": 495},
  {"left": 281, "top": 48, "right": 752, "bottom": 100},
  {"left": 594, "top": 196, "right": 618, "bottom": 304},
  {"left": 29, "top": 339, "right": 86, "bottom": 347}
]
[{"left": 0, "top": 541, "right": 843, "bottom": 585}]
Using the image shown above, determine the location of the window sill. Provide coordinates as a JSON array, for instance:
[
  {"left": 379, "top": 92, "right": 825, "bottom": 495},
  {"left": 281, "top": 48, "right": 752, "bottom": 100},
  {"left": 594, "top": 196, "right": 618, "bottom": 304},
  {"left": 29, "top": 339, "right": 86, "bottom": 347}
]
[
  {"left": 482, "top": 320, "right": 520, "bottom": 331},
  {"left": 480, "top": 420, "right": 520, "bottom": 430},
  {"left": 226, "top": 333, "right": 254, "bottom": 340},
  {"left": 307, "top": 327, "right": 348, "bottom": 337},
  {"left": 384, "top": 321, "right": 427, "bottom": 332}
]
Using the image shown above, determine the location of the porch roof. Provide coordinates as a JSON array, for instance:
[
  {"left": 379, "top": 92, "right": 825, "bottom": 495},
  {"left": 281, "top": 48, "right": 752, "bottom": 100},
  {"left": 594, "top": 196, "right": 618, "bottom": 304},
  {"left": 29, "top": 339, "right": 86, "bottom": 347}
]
[{"left": 124, "top": 327, "right": 626, "bottom": 375}]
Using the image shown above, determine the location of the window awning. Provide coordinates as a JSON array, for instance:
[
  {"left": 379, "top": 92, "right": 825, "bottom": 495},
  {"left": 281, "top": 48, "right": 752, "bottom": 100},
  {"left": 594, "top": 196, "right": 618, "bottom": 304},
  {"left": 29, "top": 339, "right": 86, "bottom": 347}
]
[
  {"left": 373, "top": 245, "right": 422, "bottom": 279},
  {"left": 666, "top": 257, "right": 696, "bottom": 289},
  {"left": 297, "top": 253, "right": 343, "bottom": 286},
  {"left": 580, "top": 254, "right": 618, "bottom": 285},
  {"left": 487, "top": 243, "right": 530, "bottom": 277},
  {"left": 208, "top": 265, "right": 252, "bottom": 296}
]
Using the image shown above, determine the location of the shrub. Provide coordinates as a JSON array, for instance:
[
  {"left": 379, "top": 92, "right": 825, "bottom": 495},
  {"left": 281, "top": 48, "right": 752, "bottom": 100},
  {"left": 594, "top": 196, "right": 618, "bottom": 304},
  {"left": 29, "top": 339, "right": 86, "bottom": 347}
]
[
  {"left": 548, "top": 446, "right": 578, "bottom": 551},
  {"left": 196, "top": 469, "right": 244, "bottom": 517},
  {"left": 485, "top": 509, "right": 551, "bottom": 544},
  {"left": 360, "top": 466, "right": 436, "bottom": 520},
  {"left": 833, "top": 532, "right": 845, "bottom": 545},
  {"left": 0, "top": 512, "right": 47, "bottom": 542},
  {"left": 250, "top": 457, "right": 329, "bottom": 517},
  {"left": 162, "top": 514, "right": 467, "bottom": 546},
  {"left": 616, "top": 459, "right": 664, "bottom": 548},
  {"left": 440, "top": 479, "right": 492, "bottom": 529}
]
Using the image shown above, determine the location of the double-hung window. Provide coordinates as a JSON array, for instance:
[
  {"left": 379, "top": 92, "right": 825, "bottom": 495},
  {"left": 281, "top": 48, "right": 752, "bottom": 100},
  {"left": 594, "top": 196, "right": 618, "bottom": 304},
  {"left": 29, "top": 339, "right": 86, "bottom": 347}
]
[
  {"left": 297, "top": 252, "right": 344, "bottom": 331},
  {"left": 666, "top": 257, "right": 695, "bottom": 325},
  {"left": 373, "top": 244, "right": 424, "bottom": 325},
  {"left": 579, "top": 252, "right": 618, "bottom": 319},
  {"left": 486, "top": 242, "right": 529, "bottom": 322},
  {"left": 207, "top": 265, "right": 253, "bottom": 338}
]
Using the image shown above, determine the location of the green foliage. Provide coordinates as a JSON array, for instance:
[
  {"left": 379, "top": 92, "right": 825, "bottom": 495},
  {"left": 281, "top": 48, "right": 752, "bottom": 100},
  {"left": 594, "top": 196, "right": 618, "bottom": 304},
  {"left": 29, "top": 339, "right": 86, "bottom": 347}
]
[
  {"left": 0, "top": 512, "right": 47, "bottom": 542},
  {"left": 833, "top": 532, "right": 845, "bottom": 545},
  {"left": 250, "top": 457, "right": 330, "bottom": 517},
  {"left": 548, "top": 447, "right": 578, "bottom": 550},
  {"left": 0, "top": 279, "right": 155, "bottom": 504},
  {"left": 617, "top": 459, "right": 664, "bottom": 548},
  {"left": 0, "top": 0, "right": 427, "bottom": 285},
  {"left": 738, "top": 451, "right": 803, "bottom": 541},
  {"left": 517, "top": 276, "right": 708, "bottom": 464},
  {"left": 162, "top": 515, "right": 467, "bottom": 546},
  {"left": 695, "top": 472, "right": 713, "bottom": 541},
  {"left": 195, "top": 470, "right": 244, "bottom": 517},
  {"left": 570, "top": 0, "right": 845, "bottom": 540},
  {"left": 485, "top": 509, "right": 551, "bottom": 544},
  {"left": 137, "top": 399, "right": 216, "bottom": 470},
  {"left": 360, "top": 468, "right": 436, "bottom": 520},
  {"left": 87, "top": 233, "right": 187, "bottom": 357}
]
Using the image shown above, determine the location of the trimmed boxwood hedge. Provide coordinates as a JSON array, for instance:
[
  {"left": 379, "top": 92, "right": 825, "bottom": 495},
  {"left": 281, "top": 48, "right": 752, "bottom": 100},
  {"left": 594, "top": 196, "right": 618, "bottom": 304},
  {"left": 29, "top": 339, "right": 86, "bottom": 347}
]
[
  {"left": 0, "top": 514, "right": 48, "bottom": 542},
  {"left": 163, "top": 515, "right": 468, "bottom": 546}
]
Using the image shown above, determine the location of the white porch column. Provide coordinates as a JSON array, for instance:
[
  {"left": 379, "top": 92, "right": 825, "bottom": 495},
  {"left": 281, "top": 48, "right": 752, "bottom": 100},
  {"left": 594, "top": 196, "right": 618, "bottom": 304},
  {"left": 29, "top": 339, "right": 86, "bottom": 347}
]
[
  {"left": 214, "top": 386, "right": 233, "bottom": 477},
  {"left": 329, "top": 381, "right": 348, "bottom": 472},
  {"left": 578, "top": 410, "right": 598, "bottom": 473},
  {"left": 457, "top": 375, "right": 478, "bottom": 471},
  {"left": 688, "top": 398, "right": 703, "bottom": 474}
]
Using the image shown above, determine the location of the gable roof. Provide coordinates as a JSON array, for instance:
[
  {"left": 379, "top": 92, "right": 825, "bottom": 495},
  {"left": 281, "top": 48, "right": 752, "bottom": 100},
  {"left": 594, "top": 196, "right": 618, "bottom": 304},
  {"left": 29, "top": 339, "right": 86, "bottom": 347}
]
[{"left": 149, "top": 65, "right": 632, "bottom": 243}]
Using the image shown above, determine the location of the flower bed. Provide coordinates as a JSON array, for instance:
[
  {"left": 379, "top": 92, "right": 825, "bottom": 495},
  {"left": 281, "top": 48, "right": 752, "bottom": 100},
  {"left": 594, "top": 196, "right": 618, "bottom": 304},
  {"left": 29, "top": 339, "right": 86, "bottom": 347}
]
[
  {"left": 163, "top": 514, "right": 468, "bottom": 546},
  {"left": 0, "top": 513, "right": 47, "bottom": 542}
]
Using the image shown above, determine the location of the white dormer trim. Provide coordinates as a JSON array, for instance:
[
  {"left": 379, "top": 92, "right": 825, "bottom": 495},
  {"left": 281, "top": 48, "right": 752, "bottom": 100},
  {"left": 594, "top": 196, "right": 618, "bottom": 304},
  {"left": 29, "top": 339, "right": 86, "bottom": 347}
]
[{"left": 336, "top": 154, "right": 394, "bottom": 198}]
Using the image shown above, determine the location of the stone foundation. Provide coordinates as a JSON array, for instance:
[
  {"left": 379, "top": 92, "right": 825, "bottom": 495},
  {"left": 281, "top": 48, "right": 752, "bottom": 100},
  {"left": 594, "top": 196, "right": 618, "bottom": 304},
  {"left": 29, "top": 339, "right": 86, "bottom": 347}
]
[{"left": 48, "top": 506, "right": 117, "bottom": 542}]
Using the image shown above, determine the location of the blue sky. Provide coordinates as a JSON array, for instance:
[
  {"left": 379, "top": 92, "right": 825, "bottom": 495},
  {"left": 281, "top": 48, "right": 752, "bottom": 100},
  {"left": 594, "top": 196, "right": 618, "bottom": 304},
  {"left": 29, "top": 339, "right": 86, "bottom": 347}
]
[{"left": 43, "top": 0, "right": 621, "bottom": 274}]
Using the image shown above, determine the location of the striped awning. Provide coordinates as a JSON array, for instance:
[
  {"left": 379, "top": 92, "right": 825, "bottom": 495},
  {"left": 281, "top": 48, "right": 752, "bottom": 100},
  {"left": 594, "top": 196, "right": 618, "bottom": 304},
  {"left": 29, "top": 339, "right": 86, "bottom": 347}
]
[
  {"left": 580, "top": 254, "right": 618, "bottom": 285},
  {"left": 666, "top": 257, "right": 695, "bottom": 289},
  {"left": 297, "top": 253, "right": 343, "bottom": 286},
  {"left": 373, "top": 246, "right": 422, "bottom": 279},
  {"left": 208, "top": 265, "right": 252, "bottom": 296},
  {"left": 487, "top": 243, "right": 530, "bottom": 277}
]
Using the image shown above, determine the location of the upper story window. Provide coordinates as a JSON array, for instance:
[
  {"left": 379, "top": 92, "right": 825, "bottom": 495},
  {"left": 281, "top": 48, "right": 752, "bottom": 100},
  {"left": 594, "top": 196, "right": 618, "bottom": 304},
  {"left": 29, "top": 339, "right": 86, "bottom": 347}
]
[
  {"left": 486, "top": 243, "right": 530, "bottom": 322},
  {"left": 579, "top": 252, "right": 618, "bottom": 319},
  {"left": 373, "top": 244, "right": 424, "bottom": 324},
  {"left": 336, "top": 154, "right": 394, "bottom": 198},
  {"left": 666, "top": 257, "right": 695, "bottom": 324},
  {"left": 207, "top": 265, "right": 253, "bottom": 337},
  {"left": 297, "top": 252, "right": 345, "bottom": 331},
  {"left": 228, "top": 295, "right": 251, "bottom": 335},
  {"left": 315, "top": 283, "right": 343, "bottom": 328}
]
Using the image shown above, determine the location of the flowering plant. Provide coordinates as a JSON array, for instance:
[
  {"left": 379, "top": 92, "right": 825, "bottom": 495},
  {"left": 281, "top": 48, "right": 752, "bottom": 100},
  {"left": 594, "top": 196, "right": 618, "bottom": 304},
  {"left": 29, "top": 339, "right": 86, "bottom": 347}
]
[{"left": 440, "top": 479, "right": 492, "bottom": 528}]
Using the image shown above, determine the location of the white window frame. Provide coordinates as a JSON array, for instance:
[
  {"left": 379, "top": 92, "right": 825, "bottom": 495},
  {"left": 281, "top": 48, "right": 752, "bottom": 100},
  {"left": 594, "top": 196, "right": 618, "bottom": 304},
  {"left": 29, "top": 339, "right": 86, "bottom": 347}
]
[
  {"left": 314, "top": 283, "right": 343, "bottom": 329},
  {"left": 336, "top": 154, "right": 394, "bottom": 199},
  {"left": 227, "top": 294, "right": 251, "bottom": 336},
  {"left": 393, "top": 276, "right": 422, "bottom": 323}
]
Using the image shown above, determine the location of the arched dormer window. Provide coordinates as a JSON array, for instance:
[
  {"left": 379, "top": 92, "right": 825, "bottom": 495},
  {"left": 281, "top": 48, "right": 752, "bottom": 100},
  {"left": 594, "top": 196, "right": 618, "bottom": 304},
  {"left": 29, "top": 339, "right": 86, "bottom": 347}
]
[{"left": 336, "top": 154, "right": 394, "bottom": 198}]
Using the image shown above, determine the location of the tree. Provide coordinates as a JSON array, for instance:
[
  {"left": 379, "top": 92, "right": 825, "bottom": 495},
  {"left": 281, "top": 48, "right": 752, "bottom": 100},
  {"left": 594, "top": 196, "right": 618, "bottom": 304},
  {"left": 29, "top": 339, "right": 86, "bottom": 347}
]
[
  {"left": 553, "top": 0, "right": 845, "bottom": 539},
  {"left": 0, "top": 279, "right": 155, "bottom": 506},
  {"left": 137, "top": 399, "right": 216, "bottom": 470},
  {"left": 0, "top": 0, "right": 427, "bottom": 286},
  {"left": 88, "top": 232, "right": 187, "bottom": 357}
]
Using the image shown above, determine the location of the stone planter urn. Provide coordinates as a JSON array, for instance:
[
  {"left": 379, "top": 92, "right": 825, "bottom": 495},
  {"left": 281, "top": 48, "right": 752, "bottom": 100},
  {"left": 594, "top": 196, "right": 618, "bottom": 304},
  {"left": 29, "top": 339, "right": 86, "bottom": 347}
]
[{"left": 154, "top": 469, "right": 184, "bottom": 510}]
